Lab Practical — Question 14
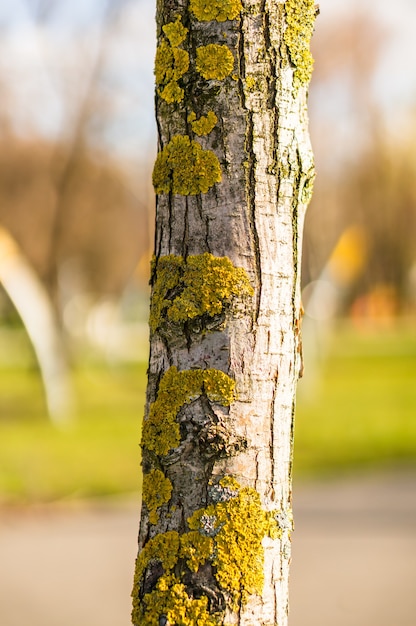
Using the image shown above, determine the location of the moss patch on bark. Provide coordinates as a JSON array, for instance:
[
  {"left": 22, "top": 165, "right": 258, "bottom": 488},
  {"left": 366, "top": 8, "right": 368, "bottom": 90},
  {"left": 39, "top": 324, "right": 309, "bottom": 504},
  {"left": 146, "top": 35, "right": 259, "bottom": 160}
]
[
  {"left": 150, "top": 253, "right": 253, "bottom": 333},
  {"left": 141, "top": 366, "right": 236, "bottom": 456},
  {"left": 284, "top": 0, "right": 316, "bottom": 90},
  {"left": 196, "top": 44, "right": 234, "bottom": 80},
  {"left": 142, "top": 469, "right": 173, "bottom": 524},
  {"left": 190, "top": 0, "right": 242, "bottom": 22},
  {"left": 188, "top": 111, "right": 218, "bottom": 136},
  {"left": 155, "top": 16, "right": 189, "bottom": 103},
  {"left": 132, "top": 476, "right": 285, "bottom": 625},
  {"left": 152, "top": 135, "right": 221, "bottom": 195}
]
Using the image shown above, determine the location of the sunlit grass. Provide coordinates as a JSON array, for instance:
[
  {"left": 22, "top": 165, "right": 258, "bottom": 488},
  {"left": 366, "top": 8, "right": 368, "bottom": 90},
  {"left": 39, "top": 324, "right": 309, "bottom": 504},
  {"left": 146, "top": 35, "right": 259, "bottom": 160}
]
[
  {"left": 0, "top": 356, "right": 147, "bottom": 504},
  {"left": 0, "top": 323, "right": 415, "bottom": 503},
  {"left": 295, "top": 322, "right": 416, "bottom": 476}
]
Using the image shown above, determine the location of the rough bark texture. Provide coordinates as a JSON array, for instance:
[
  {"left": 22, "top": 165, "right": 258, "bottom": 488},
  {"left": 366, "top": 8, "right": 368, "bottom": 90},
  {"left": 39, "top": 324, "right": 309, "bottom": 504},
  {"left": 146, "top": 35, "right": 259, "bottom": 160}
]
[{"left": 132, "top": 1, "right": 315, "bottom": 624}]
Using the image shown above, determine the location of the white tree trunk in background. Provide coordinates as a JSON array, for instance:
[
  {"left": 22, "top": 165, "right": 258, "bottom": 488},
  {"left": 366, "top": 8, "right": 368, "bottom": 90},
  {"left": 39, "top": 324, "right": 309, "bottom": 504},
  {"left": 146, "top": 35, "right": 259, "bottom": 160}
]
[
  {"left": 132, "top": 1, "right": 316, "bottom": 624},
  {"left": 0, "top": 226, "right": 73, "bottom": 425}
]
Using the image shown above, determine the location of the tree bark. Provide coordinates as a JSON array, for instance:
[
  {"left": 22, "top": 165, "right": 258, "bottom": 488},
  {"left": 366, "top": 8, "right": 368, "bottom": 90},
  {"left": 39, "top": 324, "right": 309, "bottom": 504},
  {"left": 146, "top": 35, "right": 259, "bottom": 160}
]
[{"left": 132, "top": 1, "right": 316, "bottom": 624}]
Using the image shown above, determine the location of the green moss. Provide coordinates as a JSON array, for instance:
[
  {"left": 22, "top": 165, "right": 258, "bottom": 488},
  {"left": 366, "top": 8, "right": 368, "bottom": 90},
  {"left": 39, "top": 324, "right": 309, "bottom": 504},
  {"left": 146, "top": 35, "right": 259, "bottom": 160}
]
[
  {"left": 142, "top": 469, "right": 173, "bottom": 524},
  {"left": 196, "top": 44, "right": 234, "bottom": 80},
  {"left": 188, "top": 111, "right": 218, "bottom": 136},
  {"left": 155, "top": 17, "right": 189, "bottom": 103},
  {"left": 190, "top": 0, "right": 242, "bottom": 22},
  {"left": 141, "top": 366, "right": 236, "bottom": 456},
  {"left": 152, "top": 135, "right": 221, "bottom": 195},
  {"left": 284, "top": 0, "right": 316, "bottom": 90},
  {"left": 149, "top": 253, "right": 253, "bottom": 333},
  {"left": 187, "top": 476, "right": 278, "bottom": 609}
]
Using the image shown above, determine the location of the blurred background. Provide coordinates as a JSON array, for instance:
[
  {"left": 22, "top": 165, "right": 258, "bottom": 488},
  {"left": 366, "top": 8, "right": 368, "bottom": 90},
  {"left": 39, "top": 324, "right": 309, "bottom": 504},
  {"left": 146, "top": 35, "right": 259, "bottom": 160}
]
[{"left": 0, "top": 0, "right": 415, "bottom": 625}]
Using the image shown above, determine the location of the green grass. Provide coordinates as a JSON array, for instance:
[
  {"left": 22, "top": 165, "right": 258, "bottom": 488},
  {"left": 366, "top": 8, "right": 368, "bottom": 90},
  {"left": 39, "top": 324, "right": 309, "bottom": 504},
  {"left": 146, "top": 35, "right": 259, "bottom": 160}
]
[
  {"left": 294, "top": 322, "right": 416, "bottom": 477},
  {"left": 0, "top": 323, "right": 415, "bottom": 504},
  {"left": 0, "top": 356, "right": 147, "bottom": 504}
]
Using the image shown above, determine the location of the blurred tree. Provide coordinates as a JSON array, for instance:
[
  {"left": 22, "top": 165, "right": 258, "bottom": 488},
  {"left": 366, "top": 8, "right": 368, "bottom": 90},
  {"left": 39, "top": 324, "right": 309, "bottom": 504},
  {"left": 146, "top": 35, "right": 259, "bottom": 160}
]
[
  {"left": 343, "top": 131, "right": 416, "bottom": 312},
  {"left": 0, "top": 225, "right": 73, "bottom": 424},
  {"left": 0, "top": 136, "right": 147, "bottom": 310},
  {"left": 302, "top": 9, "right": 416, "bottom": 317},
  {"left": 132, "top": 1, "right": 315, "bottom": 625},
  {"left": 0, "top": 0, "right": 154, "bottom": 420},
  {"left": 0, "top": 0, "right": 154, "bottom": 323}
]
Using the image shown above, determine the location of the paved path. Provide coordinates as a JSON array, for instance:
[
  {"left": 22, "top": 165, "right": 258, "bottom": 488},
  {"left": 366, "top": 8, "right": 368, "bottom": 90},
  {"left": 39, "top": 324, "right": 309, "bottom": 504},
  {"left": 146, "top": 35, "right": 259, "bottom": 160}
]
[
  {"left": 0, "top": 469, "right": 415, "bottom": 626},
  {"left": 290, "top": 469, "right": 416, "bottom": 626}
]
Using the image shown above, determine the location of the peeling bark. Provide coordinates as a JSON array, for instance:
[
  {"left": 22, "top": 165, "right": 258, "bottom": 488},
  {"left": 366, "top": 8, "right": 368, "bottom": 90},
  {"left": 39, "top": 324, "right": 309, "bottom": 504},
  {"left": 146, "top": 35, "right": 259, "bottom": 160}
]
[{"left": 132, "top": 1, "right": 315, "bottom": 624}]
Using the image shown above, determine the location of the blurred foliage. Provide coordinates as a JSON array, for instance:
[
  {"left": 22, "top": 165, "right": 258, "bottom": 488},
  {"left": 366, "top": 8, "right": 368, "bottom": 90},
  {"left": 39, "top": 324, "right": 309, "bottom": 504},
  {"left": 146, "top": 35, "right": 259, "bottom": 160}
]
[
  {"left": 302, "top": 10, "right": 416, "bottom": 314},
  {"left": 0, "top": 339, "right": 147, "bottom": 503},
  {"left": 303, "top": 130, "right": 416, "bottom": 314},
  {"left": 0, "top": 135, "right": 150, "bottom": 300}
]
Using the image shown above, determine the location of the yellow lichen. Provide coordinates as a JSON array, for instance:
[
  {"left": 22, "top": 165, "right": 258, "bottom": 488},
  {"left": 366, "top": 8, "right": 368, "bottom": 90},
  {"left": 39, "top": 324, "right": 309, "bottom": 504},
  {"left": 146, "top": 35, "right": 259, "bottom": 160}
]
[
  {"left": 159, "top": 80, "right": 184, "bottom": 104},
  {"left": 141, "top": 366, "right": 236, "bottom": 456},
  {"left": 138, "top": 575, "right": 220, "bottom": 626},
  {"left": 142, "top": 469, "right": 173, "bottom": 524},
  {"left": 190, "top": 0, "right": 242, "bottom": 22},
  {"left": 152, "top": 135, "right": 221, "bottom": 195},
  {"left": 284, "top": 0, "right": 316, "bottom": 90},
  {"left": 187, "top": 477, "right": 278, "bottom": 609},
  {"left": 132, "top": 477, "right": 287, "bottom": 624},
  {"left": 132, "top": 531, "right": 217, "bottom": 625},
  {"left": 162, "top": 15, "right": 188, "bottom": 47},
  {"left": 132, "top": 530, "right": 180, "bottom": 589},
  {"left": 180, "top": 531, "right": 214, "bottom": 572},
  {"left": 155, "top": 40, "right": 174, "bottom": 85},
  {"left": 244, "top": 75, "right": 256, "bottom": 91},
  {"left": 155, "top": 17, "right": 189, "bottom": 103},
  {"left": 196, "top": 44, "right": 234, "bottom": 80},
  {"left": 149, "top": 253, "right": 253, "bottom": 333},
  {"left": 188, "top": 111, "right": 218, "bottom": 136},
  {"left": 172, "top": 47, "right": 190, "bottom": 76}
]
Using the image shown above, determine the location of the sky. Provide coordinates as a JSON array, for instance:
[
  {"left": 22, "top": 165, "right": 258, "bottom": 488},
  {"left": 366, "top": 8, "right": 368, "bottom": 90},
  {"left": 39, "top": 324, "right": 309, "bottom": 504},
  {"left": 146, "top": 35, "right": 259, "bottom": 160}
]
[
  {"left": 314, "top": 0, "right": 416, "bottom": 113},
  {"left": 1, "top": 0, "right": 416, "bottom": 165},
  {"left": 0, "top": 0, "right": 157, "bottom": 159}
]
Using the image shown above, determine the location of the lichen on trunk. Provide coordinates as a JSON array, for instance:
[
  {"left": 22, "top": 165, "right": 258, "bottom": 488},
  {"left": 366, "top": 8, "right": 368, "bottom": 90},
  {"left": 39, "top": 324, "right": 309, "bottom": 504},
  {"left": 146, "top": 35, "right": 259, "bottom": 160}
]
[{"left": 132, "top": 1, "right": 316, "bottom": 624}]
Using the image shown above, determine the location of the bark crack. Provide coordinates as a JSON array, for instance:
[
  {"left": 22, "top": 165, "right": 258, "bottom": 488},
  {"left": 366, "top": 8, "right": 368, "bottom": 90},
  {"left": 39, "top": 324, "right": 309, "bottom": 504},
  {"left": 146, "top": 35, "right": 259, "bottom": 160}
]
[
  {"left": 168, "top": 192, "right": 173, "bottom": 252},
  {"left": 182, "top": 196, "right": 189, "bottom": 258},
  {"left": 204, "top": 215, "right": 212, "bottom": 253},
  {"left": 245, "top": 111, "right": 262, "bottom": 323},
  {"left": 270, "top": 367, "right": 279, "bottom": 493},
  {"left": 238, "top": 17, "right": 262, "bottom": 322},
  {"left": 263, "top": 3, "right": 277, "bottom": 111}
]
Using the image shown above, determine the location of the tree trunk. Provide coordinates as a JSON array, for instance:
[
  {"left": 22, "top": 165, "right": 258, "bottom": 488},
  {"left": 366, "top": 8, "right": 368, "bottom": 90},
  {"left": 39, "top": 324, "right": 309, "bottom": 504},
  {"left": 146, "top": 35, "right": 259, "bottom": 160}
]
[{"left": 132, "top": 1, "right": 316, "bottom": 624}]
